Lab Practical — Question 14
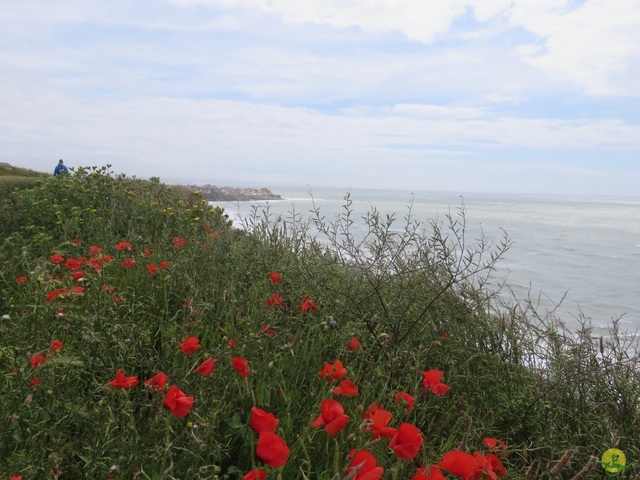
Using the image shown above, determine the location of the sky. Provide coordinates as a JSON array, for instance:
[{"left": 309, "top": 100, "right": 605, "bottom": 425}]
[{"left": 1, "top": 0, "right": 639, "bottom": 195}]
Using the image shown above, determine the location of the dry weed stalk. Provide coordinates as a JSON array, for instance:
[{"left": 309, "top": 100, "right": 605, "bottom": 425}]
[
  {"left": 568, "top": 456, "right": 595, "bottom": 480},
  {"left": 549, "top": 449, "right": 575, "bottom": 477},
  {"left": 524, "top": 460, "right": 538, "bottom": 479}
]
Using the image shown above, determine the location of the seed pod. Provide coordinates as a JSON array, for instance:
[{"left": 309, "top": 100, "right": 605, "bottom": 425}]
[
  {"left": 569, "top": 456, "right": 596, "bottom": 480},
  {"left": 525, "top": 460, "right": 538, "bottom": 479},
  {"left": 550, "top": 449, "right": 575, "bottom": 477}
]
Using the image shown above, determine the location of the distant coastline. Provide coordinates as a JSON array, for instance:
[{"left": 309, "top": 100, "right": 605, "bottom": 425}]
[{"left": 180, "top": 184, "right": 282, "bottom": 201}]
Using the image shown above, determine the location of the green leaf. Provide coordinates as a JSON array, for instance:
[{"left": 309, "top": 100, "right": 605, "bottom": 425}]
[{"left": 229, "top": 412, "right": 243, "bottom": 429}]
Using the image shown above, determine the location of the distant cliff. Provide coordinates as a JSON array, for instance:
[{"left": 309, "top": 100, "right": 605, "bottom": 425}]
[{"left": 182, "top": 184, "right": 282, "bottom": 201}]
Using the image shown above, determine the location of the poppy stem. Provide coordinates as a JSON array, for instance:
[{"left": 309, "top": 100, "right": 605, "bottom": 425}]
[{"left": 245, "top": 377, "right": 256, "bottom": 405}]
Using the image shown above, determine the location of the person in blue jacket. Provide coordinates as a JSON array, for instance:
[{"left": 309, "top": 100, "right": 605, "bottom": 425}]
[{"left": 53, "top": 159, "right": 69, "bottom": 176}]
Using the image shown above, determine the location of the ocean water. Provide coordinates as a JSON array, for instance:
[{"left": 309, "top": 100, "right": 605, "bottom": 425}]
[{"left": 212, "top": 187, "right": 640, "bottom": 336}]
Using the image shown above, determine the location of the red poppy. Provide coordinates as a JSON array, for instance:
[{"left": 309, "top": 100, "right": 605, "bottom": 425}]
[
  {"left": 268, "top": 271, "right": 282, "bottom": 284},
  {"left": 160, "top": 261, "right": 170, "bottom": 269},
  {"left": 45, "top": 288, "right": 67, "bottom": 302},
  {"left": 394, "top": 391, "right": 415, "bottom": 411},
  {"left": 51, "top": 253, "right": 64, "bottom": 264},
  {"left": 333, "top": 378, "right": 359, "bottom": 396},
  {"left": 72, "top": 271, "right": 84, "bottom": 281},
  {"left": 482, "top": 437, "right": 508, "bottom": 456},
  {"left": 102, "top": 255, "right": 113, "bottom": 264},
  {"left": 122, "top": 258, "right": 135, "bottom": 268},
  {"left": 29, "top": 353, "right": 49, "bottom": 369},
  {"left": 228, "top": 338, "right": 237, "bottom": 348},
  {"left": 163, "top": 385, "right": 194, "bottom": 418},
  {"left": 438, "top": 450, "right": 479, "bottom": 480},
  {"left": 11, "top": 475, "right": 23, "bottom": 480},
  {"left": 413, "top": 466, "right": 446, "bottom": 480},
  {"left": 50, "top": 339, "right": 64, "bottom": 352},
  {"left": 50, "top": 287, "right": 69, "bottom": 300},
  {"left": 250, "top": 406, "right": 280, "bottom": 434},
  {"left": 64, "top": 258, "right": 83, "bottom": 270},
  {"left": 16, "top": 275, "right": 27, "bottom": 284},
  {"left": 261, "top": 323, "right": 277, "bottom": 336},
  {"left": 72, "top": 237, "right": 81, "bottom": 245},
  {"left": 484, "top": 453, "right": 507, "bottom": 478},
  {"left": 106, "top": 369, "right": 139, "bottom": 389},
  {"left": 362, "top": 402, "right": 384, "bottom": 420},
  {"left": 389, "top": 423, "right": 424, "bottom": 460},
  {"left": 194, "top": 358, "right": 217, "bottom": 377},
  {"left": 422, "top": 369, "right": 450, "bottom": 395},
  {"left": 347, "top": 450, "right": 384, "bottom": 480},
  {"left": 311, "top": 399, "right": 350, "bottom": 435},
  {"left": 86, "top": 257, "right": 104, "bottom": 271},
  {"left": 173, "top": 237, "right": 185, "bottom": 249},
  {"left": 178, "top": 336, "right": 201, "bottom": 355},
  {"left": 147, "top": 264, "right": 159, "bottom": 275},
  {"left": 299, "top": 295, "right": 317, "bottom": 313},
  {"left": 232, "top": 357, "right": 250, "bottom": 377},
  {"left": 115, "top": 241, "right": 133, "bottom": 250},
  {"left": 143, "top": 248, "right": 154, "bottom": 256},
  {"left": 256, "top": 432, "right": 290, "bottom": 468},
  {"left": 144, "top": 371, "right": 169, "bottom": 390},
  {"left": 470, "top": 451, "right": 506, "bottom": 479},
  {"left": 89, "top": 245, "right": 103, "bottom": 256},
  {"left": 365, "top": 407, "right": 397, "bottom": 439},
  {"left": 317, "top": 360, "right": 347, "bottom": 382},
  {"left": 348, "top": 337, "right": 361, "bottom": 351},
  {"left": 28, "top": 376, "right": 40, "bottom": 388},
  {"left": 102, "top": 284, "right": 114, "bottom": 293},
  {"left": 266, "top": 293, "right": 283, "bottom": 307},
  {"left": 70, "top": 286, "right": 85, "bottom": 295},
  {"left": 243, "top": 469, "right": 267, "bottom": 480}
]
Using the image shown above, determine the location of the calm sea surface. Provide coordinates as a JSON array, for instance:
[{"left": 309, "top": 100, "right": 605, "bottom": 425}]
[{"left": 212, "top": 187, "right": 640, "bottom": 336}]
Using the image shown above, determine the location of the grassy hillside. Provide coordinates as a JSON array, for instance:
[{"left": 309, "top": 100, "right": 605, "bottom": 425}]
[
  {"left": 0, "top": 163, "right": 49, "bottom": 197},
  {"left": 0, "top": 164, "right": 48, "bottom": 178},
  {"left": 0, "top": 166, "right": 638, "bottom": 479}
]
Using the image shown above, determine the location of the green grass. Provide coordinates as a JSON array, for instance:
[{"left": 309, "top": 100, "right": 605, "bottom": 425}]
[{"left": 0, "top": 166, "right": 638, "bottom": 480}]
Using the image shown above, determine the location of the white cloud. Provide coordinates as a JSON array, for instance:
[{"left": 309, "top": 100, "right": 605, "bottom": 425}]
[
  {"left": 2, "top": 81, "right": 638, "bottom": 183},
  {"left": 0, "top": 0, "right": 139, "bottom": 24},
  {"left": 170, "top": 0, "right": 640, "bottom": 96},
  {"left": 171, "top": 0, "right": 471, "bottom": 43},
  {"left": 392, "top": 104, "right": 486, "bottom": 119},
  {"left": 468, "top": 0, "right": 512, "bottom": 22},
  {"left": 507, "top": 0, "right": 640, "bottom": 96}
]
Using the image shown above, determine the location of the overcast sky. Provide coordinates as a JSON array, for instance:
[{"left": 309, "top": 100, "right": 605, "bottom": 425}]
[{"left": 1, "top": 0, "right": 639, "bottom": 195}]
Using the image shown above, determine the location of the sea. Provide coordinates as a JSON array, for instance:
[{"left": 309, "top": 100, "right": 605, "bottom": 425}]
[{"left": 211, "top": 187, "right": 640, "bottom": 338}]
